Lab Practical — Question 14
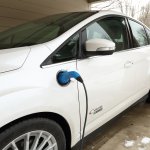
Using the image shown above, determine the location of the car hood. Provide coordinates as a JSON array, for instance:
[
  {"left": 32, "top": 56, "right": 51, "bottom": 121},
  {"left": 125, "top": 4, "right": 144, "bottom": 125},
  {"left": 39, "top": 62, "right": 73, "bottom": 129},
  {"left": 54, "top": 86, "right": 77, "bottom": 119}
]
[{"left": 0, "top": 47, "right": 30, "bottom": 73}]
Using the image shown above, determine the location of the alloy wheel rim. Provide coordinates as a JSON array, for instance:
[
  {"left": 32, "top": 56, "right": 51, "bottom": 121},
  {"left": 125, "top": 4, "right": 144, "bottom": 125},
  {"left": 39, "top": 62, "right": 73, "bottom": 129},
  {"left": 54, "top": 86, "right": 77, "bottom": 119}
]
[{"left": 3, "top": 130, "right": 58, "bottom": 150}]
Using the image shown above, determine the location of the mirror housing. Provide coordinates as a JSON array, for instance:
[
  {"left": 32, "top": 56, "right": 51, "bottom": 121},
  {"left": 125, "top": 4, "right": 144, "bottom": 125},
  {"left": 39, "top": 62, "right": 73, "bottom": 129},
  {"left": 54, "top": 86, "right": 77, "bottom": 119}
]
[{"left": 85, "top": 39, "right": 115, "bottom": 55}]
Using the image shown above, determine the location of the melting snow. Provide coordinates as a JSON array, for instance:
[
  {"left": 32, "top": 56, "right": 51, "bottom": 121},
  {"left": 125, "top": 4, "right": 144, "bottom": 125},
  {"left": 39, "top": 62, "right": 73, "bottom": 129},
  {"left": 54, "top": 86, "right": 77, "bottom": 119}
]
[
  {"left": 141, "top": 137, "right": 150, "bottom": 144},
  {"left": 124, "top": 140, "right": 135, "bottom": 147}
]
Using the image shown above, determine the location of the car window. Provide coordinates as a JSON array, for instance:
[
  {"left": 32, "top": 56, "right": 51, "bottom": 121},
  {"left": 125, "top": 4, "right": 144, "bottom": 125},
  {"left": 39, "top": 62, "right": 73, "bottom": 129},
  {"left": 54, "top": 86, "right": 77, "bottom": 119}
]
[
  {"left": 86, "top": 22, "right": 112, "bottom": 41},
  {"left": 46, "top": 34, "right": 79, "bottom": 64},
  {"left": 128, "top": 19, "right": 149, "bottom": 47},
  {"left": 146, "top": 29, "right": 150, "bottom": 44},
  {"left": 0, "top": 12, "right": 97, "bottom": 50},
  {"left": 85, "top": 17, "right": 129, "bottom": 52}
]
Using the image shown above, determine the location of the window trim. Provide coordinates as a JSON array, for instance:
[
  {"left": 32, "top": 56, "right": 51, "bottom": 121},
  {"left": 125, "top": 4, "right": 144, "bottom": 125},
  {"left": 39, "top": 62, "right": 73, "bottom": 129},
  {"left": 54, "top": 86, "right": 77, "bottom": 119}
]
[
  {"left": 41, "top": 14, "right": 150, "bottom": 67},
  {"left": 41, "top": 14, "right": 132, "bottom": 67},
  {"left": 125, "top": 17, "right": 134, "bottom": 49},
  {"left": 145, "top": 28, "right": 150, "bottom": 44},
  {"left": 40, "top": 32, "right": 81, "bottom": 67},
  {"left": 79, "top": 15, "right": 134, "bottom": 59},
  {"left": 82, "top": 16, "right": 131, "bottom": 53}
]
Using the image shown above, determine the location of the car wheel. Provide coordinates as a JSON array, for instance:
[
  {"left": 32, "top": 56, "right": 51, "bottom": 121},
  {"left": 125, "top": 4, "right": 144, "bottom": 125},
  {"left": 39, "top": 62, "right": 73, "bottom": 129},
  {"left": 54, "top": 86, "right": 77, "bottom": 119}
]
[{"left": 0, "top": 118, "right": 66, "bottom": 150}]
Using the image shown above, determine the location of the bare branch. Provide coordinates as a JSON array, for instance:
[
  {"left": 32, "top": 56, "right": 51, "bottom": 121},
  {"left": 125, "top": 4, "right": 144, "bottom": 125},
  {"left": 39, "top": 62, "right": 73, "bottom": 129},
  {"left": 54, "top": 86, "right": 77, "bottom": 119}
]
[{"left": 139, "top": 2, "right": 150, "bottom": 27}]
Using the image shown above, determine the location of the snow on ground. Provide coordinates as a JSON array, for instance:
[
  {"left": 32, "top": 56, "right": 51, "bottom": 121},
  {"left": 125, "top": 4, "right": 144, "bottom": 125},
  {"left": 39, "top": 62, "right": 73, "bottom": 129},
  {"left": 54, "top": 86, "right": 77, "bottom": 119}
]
[
  {"left": 141, "top": 137, "right": 150, "bottom": 144},
  {"left": 123, "top": 136, "right": 150, "bottom": 149},
  {"left": 124, "top": 140, "right": 135, "bottom": 147}
]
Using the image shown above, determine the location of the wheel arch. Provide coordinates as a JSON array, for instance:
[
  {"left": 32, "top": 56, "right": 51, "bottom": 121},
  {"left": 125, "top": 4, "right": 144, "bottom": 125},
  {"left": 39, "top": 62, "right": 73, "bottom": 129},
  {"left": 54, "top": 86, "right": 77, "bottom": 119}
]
[{"left": 0, "top": 112, "right": 72, "bottom": 149}]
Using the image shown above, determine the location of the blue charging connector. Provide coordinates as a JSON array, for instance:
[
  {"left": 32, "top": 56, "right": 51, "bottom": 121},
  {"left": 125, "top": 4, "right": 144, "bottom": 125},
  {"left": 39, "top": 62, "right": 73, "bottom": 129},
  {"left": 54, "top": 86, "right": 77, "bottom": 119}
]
[
  {"left": 57, "top": 71, "right": 83, "bottom": 86},
  {"left": 56, "top": 70, "right": 87, "bottom": 150}
]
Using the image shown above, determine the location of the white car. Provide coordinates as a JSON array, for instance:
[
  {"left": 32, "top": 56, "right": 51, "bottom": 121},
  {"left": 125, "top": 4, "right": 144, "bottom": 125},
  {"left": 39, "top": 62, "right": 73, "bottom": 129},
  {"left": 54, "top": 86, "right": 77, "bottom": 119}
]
[{"left": 0, "top": 10, "right": 150, "bottom": 150}]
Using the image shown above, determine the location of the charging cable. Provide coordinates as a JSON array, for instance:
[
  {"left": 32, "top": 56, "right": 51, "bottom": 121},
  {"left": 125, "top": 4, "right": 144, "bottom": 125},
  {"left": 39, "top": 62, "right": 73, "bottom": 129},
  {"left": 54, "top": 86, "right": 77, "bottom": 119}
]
[{"left": 57, "top": 71, "right": 88, "bottom": 150}]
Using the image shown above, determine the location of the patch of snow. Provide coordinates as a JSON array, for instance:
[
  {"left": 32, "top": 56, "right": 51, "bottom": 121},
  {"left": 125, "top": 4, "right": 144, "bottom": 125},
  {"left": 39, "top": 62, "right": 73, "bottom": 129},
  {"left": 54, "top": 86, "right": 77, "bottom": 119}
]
[
  {"left": 141, "top": 137, "right": 150, "bottom": 144},
  {"left": 124, "top": 140, "right": 135, "bottom": 148}
]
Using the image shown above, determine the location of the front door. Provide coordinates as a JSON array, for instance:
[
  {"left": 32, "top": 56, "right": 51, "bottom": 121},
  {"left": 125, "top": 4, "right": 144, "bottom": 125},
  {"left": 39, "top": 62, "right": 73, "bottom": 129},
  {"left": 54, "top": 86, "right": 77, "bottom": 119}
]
[{"left": 77, "top": 16, "right": 135, "bottom": 134}]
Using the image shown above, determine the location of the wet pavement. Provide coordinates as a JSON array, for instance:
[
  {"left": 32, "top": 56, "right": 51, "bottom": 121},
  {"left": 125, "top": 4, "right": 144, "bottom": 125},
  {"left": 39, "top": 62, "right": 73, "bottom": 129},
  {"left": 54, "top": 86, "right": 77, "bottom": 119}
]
[{"left": 84, "top": 102, "right": 150, "bottom": 150}]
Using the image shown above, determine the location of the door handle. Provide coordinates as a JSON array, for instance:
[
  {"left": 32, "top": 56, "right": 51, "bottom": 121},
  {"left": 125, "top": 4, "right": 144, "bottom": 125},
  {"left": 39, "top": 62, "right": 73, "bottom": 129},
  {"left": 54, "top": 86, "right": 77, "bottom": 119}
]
[{"left": 124, "top": 61, "right": 133, "bottom": 68}]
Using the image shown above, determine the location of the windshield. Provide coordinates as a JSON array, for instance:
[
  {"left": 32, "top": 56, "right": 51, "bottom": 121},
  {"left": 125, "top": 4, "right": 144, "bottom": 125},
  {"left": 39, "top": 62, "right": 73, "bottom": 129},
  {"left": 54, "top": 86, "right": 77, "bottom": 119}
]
[{"left": 0, "top": 12, "right": 97, "bottom": 50}]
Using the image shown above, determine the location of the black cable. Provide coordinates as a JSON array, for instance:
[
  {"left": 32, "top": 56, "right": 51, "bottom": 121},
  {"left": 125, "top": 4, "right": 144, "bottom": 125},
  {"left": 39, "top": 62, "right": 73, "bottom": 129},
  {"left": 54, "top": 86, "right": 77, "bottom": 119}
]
[
  {"left": 77, "top": 82, "right": 82, "bottom": 140},
  {"left": 79, "top": 81, "right": 88, "bottom": 150}
]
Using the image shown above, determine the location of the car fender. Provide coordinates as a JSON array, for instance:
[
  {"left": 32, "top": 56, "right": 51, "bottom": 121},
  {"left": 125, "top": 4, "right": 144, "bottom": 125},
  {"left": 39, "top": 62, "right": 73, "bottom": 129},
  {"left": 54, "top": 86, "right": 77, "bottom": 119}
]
[{"left": 0, "top": 87, "right": 80, "bottom": 146}]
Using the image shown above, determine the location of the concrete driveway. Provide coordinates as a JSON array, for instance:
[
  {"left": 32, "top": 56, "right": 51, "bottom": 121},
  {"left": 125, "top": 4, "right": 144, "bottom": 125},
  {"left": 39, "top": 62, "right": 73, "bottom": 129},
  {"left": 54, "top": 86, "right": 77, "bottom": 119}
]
[{"left": 84, "top": 102, "right": 150, "bottom": 150}]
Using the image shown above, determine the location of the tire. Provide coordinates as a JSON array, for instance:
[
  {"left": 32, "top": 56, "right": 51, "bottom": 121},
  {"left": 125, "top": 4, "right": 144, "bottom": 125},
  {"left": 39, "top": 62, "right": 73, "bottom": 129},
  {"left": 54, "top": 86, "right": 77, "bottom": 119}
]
[{"left": 0, "top": 118, "right": 66, "bottom": 150}]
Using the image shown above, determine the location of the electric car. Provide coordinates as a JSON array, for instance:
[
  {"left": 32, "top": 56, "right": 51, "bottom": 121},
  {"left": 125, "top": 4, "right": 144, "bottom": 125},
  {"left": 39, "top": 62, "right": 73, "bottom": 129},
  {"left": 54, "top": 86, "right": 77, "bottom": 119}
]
[{"left": 0, "top": 10, "right": 150, "bottom": 150}]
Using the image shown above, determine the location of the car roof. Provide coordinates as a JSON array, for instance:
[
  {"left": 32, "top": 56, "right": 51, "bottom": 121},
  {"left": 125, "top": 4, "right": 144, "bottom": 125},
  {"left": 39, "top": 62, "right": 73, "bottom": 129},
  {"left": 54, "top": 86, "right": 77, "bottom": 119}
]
[{"left": 97, "top": 10, "right": 126, "bottom": 16}]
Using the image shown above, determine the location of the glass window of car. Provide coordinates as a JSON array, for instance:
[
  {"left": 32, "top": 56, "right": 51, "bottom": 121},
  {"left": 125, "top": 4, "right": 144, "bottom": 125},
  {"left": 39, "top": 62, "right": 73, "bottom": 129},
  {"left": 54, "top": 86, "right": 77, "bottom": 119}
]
[
  {"left": 128, "top": 19, "right": 149, "bottom": 47},
  {"left": 45, "top": 34, "right": 79, "bottom": 65},
  {"left": 86, "top": 22, "right": 112, "bottom": 41},
  {"left": 86, "top": 17, "right": 129, "bottom": 51},
  {"left": 0, "top": 12, "right": 97, "bottom": 50}
]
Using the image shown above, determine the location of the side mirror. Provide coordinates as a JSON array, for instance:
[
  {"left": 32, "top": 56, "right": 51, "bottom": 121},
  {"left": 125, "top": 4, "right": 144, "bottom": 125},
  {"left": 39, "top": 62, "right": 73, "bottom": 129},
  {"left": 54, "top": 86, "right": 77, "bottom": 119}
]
[{"left": 85, "top": 39, "right": 115, "bottom": 55}]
